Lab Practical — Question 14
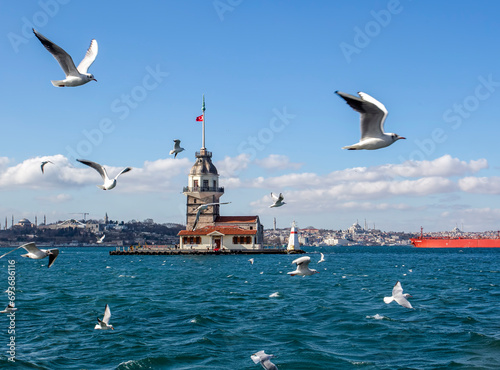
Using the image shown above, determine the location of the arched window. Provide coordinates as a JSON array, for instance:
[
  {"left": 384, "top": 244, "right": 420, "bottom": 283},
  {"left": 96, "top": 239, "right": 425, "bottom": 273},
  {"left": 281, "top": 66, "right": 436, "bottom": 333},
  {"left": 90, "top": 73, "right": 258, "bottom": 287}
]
[
  {"left": 233, "top": 236, "right": 237, "bottom": 244},
  {"left": 246, "top": 236, "right": 251, "bottom": 244}
]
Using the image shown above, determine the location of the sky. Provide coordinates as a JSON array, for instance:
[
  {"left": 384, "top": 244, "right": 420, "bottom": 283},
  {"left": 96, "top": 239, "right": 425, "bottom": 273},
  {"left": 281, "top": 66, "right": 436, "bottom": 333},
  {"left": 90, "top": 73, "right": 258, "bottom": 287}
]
[{"left": 1, "top": 0, "right": 500, "bottom": 232}]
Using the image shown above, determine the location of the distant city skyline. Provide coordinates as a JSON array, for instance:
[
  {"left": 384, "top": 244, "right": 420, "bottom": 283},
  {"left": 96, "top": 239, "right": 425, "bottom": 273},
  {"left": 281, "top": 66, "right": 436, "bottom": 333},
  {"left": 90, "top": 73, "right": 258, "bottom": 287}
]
[{"left": 2, "top": 1, "right": 500, "bottom": 232}]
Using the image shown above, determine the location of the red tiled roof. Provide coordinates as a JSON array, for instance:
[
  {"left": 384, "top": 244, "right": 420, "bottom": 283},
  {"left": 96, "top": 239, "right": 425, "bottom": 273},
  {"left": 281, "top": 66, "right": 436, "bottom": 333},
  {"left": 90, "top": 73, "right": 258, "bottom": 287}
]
[
  {"left": 215, "top": 216, "right": 258, "bottom": 223},
  {"left": 178, "top": 225, "right": 257, "bottom": 236}
]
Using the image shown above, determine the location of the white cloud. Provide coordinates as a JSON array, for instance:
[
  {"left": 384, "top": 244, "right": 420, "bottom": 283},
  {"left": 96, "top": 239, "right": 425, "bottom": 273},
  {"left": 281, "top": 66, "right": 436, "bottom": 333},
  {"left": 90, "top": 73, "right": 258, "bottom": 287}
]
[
  {"left": 458, "top": 176, "right": 500, "bottom": 194},
  {"left": 215, "top": 153, "right": 252, "bottom": 178},
  {"left": 255, "top": 154, "right": 303, "bottom": 171},
  {"left": 0, "top": 155, "right": 192, "bottom": 193},
  {"left": 37, "top": 193, "right": 73, "bottom": 203}
]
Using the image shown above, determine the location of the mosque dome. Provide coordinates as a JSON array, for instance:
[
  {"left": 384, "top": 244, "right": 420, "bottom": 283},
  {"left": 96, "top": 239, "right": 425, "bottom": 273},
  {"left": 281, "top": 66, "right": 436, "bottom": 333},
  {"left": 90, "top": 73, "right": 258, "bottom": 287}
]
[{"left": 17, "top": 218, "right": 32, "bottom": 227}]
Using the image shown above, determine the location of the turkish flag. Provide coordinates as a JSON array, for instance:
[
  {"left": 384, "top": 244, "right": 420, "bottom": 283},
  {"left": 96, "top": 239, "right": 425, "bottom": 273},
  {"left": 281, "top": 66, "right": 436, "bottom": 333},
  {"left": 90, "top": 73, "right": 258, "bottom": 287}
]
[{"left": 196, "top": 115, "right": 204, "bottom": 121}]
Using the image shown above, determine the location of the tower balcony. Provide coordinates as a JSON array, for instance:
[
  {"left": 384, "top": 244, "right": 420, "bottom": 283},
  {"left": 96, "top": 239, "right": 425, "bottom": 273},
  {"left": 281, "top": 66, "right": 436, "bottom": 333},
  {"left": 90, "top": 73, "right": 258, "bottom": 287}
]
[
  {"left": 183, "top": 186, "right": 224, "bottom": 193},
  {"left": 196, "top": 150, "right": 212, "bottom": 158}
]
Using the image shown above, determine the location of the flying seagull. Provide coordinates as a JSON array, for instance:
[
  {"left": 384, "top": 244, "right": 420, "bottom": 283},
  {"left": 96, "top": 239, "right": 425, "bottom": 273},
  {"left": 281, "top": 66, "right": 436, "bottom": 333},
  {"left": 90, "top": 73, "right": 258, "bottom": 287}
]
[
  {"left": 33, "top": 29, "right": 98, "bottom": 87},
  {"left": 0, "top": 303, "right": 17, "bottom": 314},
  {"left": 40, "top": 160, "right": 53, "bottom": 173},
  {"left": 269, "top": 193, "right": 285, "bottom": 208},
  {"left": 192, "top": 202, "right": 231, "bottom": 231},
  {"left": 318, "top": 253, "right": 325, "bottom": 263},
  {"left": 287, "top": 256, "right": 319, "bottom": 277},
  {"left": 335, "top": 91, "right": 405, "bottom": 150},
  {"left": 251, "top": 350, "right": 278, "bottom": 370},
  {"left": 248, "top": 258, "right": 254, "bottom": 265},
  {"left": 384, "top": 281, "right": 413, "bottom": 309},
  {"left": 95, "top": 304, "right": 114, "bottom": 330},
  {"left": 77, "top": 159, "right": 132, "bottom": 190},
  {"left": 169, "top": 139, "right": 185, "bottom": 158},
  {"left": 0, "top": 242, "right": 59, "bottom": 268},
  {"left": 96, "top": 234, "right": 105, "bottom": 244}
]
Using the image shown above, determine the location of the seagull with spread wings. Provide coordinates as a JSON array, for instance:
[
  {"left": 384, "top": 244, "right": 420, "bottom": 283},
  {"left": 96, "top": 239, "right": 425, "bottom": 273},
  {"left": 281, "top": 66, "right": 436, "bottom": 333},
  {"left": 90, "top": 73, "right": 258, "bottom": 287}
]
[
  {"left": 77, "top": 159, "right": 132, "bottom": 190},
  {"left": 336, "top": 91, "right": 405, "bottom": 150},
  {"left": 33, "top": 28, "right": 98, "bottom": 87}
]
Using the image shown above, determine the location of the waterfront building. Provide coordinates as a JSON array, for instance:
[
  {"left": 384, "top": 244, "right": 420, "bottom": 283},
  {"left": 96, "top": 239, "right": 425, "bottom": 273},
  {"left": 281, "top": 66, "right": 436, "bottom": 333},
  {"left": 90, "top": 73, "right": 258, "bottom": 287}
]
[{"left": 177, "top": 97, "right": 264, "bottom": 250}]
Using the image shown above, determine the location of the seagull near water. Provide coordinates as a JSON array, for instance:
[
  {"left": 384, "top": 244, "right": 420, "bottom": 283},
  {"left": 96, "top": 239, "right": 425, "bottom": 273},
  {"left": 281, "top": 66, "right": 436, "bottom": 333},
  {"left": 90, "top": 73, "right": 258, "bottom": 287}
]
[
  {"left": 269, "top": 193, "right": 285, "bottom": 208},
  {"left": 0, "top": 242, "right": 59, "bottom": 268},
  {"left": 318, "top": 253, "right": 325, "bottom": 263},
  {"left": 169, "top": 139, "right": 185, "bottom": 158},
  {"left": 287, "top": 256, "right": 319, "bottom": 277},
  {"left": 33, "top": 29, "right": 98, "bottom": 87},
  {"left": 192, "top": 202, "right": 231, "bottom": 230},
  {"left": 0, "top": 303, "right": 17, "bottom": 314},
  {"left": 77, "top": 159, "right": 132, "bottom": 190},
  {"left": 251, "top": 350, "right": 278, "bottom": 370},
  {"left": 384, "top": 281, "right": 413, "bottom": 309},
  {"left": 335, "top": 91, "right": 405, "bottom": 150},
  {"left": 96, "top": 234, "right": 105, "bottom": 244},
  {"left": 95, "top": 304, "right": 114, "bottom": 330}
]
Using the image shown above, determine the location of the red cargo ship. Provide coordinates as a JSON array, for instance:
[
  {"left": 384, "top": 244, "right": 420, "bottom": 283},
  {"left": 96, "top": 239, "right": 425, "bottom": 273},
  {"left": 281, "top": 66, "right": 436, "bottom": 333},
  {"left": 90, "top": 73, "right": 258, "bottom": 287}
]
[{"left": 410, "top": 228, "right": 500, "bottom": 248}]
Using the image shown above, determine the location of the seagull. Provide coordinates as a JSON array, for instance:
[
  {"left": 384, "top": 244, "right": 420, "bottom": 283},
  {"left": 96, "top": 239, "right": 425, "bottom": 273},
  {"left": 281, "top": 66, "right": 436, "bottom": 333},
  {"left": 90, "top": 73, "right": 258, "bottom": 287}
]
[
  {"left": 287, "top": 256, "right": 319, "bottom": 276},
  {"left": 40, "top": 160, "right": 53, "bottom": 173},
  {"left": 269, "top": 193, "right": 285, "bottom": 208},
  {"left": 0, "top": 242, "right": 59, "bottom": 268},
  {"left": 192, "top": 202, "right": 231, "bottom": 230},
  {"left": 77, "top": 159, "right": 132, "bottom": 190},
  {"left": 169, "top": 139, "right": 185, "bottom": 158},
  {"left": 335, "top": 91, "right": 405, "bottom": 150},
  {"left": 33, "top": 29, "right": 98, "bottom": 87},
  {"left": 318, "top": 253, "right": 325, "bottom": 263},
  {"left": 20, "top": 243, "right": 59, "bottom": 268},
  {"left": 0, "top": 303, "right": 17, "bottom": 314},
  {"left": 251, "top": 350, "right": 278, "bottom": 370},
  {"left": 248, "top": 258, "right": 254, "bottom": 265},
  {"left": 95, "top": 304, "right": 114, "bottom": 330},
  {"left": 96, "top": 234, "right": 105, "bottom": 244},
  {"left": 384, "top": 281, "right": 413, "bottom": 309}
]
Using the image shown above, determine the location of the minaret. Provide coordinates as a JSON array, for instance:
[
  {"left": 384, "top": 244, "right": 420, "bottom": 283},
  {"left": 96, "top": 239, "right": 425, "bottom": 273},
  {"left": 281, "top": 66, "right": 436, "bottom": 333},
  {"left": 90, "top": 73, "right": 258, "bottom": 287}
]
[
  {"left": 273, "top": 217, "right": 276, "bottom": 230},
  {"left": 183, "top": 96, "right": 224, "bottom": 230},
  {"left": 44, "top": 215, "right": 46, "bottom": 225}
]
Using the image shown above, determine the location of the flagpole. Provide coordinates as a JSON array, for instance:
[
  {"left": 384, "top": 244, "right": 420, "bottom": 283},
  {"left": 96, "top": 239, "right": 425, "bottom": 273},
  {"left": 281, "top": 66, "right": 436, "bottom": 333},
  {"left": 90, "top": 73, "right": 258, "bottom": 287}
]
[{"left": 202, "top": 94, "right": 206, "bottom": 149}]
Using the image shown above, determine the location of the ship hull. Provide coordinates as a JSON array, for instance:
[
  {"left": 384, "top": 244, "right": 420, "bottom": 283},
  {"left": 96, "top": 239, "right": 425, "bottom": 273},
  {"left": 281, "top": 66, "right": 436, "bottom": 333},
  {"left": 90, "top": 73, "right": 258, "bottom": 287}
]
[{"left": 411, "top": 238, "right": 500, "bottom": 248}]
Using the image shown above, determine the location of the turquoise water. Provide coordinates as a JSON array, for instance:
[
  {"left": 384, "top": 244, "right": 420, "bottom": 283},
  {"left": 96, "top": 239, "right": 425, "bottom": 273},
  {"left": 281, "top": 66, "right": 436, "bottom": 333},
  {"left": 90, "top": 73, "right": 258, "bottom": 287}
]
[{"left": 0, "top": 246, "right": 499, "bottom": 369}]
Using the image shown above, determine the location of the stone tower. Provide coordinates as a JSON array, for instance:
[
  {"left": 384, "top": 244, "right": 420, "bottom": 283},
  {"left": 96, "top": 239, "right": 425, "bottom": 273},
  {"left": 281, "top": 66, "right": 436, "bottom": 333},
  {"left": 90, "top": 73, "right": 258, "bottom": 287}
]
[
  {"left": 183, "top": 148, "right": 224, "bottom": 230},
  {"left": 182, "top": 96, "right": 224, "bottom": 230}
]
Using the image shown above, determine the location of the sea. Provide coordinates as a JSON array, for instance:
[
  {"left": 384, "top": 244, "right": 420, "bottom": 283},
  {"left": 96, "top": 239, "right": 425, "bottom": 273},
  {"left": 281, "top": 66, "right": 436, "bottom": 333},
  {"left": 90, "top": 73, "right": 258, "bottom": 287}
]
[{"left": 0, "top": 246, "right": 499, "bottom": 370}]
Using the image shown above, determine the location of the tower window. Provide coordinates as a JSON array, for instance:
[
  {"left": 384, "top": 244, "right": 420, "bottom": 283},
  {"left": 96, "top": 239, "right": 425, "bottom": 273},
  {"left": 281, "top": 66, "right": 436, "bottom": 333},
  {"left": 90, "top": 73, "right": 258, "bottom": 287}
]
[
  {"left": 203, "top": 180, "right": 209, "bottom": 190},
  {"left": 193, "top": 180, "right": 199, "bottom": 190}
]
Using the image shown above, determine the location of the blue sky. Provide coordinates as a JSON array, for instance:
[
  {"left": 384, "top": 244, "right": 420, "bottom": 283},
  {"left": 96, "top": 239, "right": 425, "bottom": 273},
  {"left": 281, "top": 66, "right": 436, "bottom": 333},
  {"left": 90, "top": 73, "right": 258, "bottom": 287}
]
[{"left": 1, "top": 0, "right": 500, "bottom": 232}]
